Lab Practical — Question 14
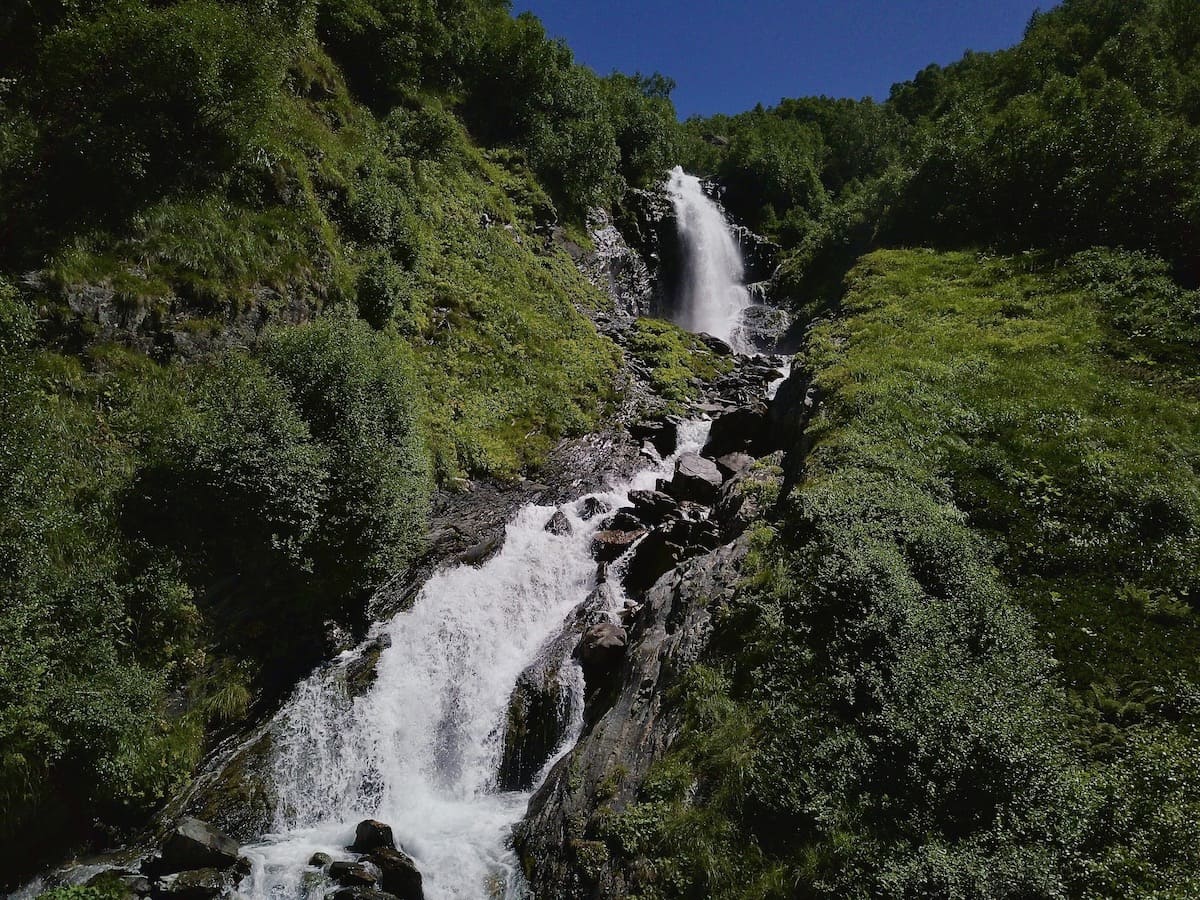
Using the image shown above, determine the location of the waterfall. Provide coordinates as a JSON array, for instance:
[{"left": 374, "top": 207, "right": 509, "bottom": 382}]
[
  {"left": 665, "top": 166, "right": 753, "bottom": 351},
  {"left": 236, "top": 424, "right": 711, "bottom": 900}
]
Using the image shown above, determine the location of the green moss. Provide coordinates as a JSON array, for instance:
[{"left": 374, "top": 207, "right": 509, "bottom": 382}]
[{"left": 627, "top": 318, "right": 734, "bottom": 405}]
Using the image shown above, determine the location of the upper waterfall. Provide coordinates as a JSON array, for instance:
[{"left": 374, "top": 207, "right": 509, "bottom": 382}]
[{"left": 665, "top": 166, "right": 753, "bottom": 350}]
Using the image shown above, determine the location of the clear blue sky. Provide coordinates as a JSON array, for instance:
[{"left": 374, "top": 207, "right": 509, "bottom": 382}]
[{"left": 511, "top": 0, "right": 1053, "bottom": 118}]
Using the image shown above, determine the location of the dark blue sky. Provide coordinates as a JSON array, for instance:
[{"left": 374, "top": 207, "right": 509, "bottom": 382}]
[{"left": 511, "top": 0, "right": 1052, "bottom": 118}]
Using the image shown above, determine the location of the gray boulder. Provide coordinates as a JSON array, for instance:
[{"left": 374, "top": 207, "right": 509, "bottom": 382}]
[
  {"left": 627, "top": 489, "right": 678, "bottom": 525},
  {"left": 350, "top": 820, "right": 395, "bottom": 854},
  {"left": 367, "top": 847, "right": 424, "bottom": 900},
  {"left": 329, "top": 861, "right": 379, "bottom": 887},
  {"left": 157, "top": 868, "right": 228, "bottom": 900},
  {"left": 590, "top": 529, "right": 645, "bottom": 562},
  {"left": 668, "top": 453, "right": 723, "bottom": 504},
  {"left": 161, "top": 818, "right": 240, "bottom": 873},
  {"left": 543, "top": 510, "right": 573, "bottom": 536},
  {"left": 575, "top": 623, "right": 627, "bottom": 680}
]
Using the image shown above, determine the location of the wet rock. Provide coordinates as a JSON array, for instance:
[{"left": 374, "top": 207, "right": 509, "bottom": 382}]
[
  {"left": 455, "top": 534, "right": 503, "bottom": 567},
  {"left": 497, "top": 661, "right": 572, "bottom": 792},
  {"left": 738, "top": 304, "right": 792, "bottom": 354},
  {"left": 543, "top": 510, "right": 573, "bottom": 536},
  {"left": 329, "top": 861, "right": 379, "bottom": 887},
  {"left": 627, "top": 489, "right": 678, "bottom": 525},
  {"left": 696, "top": 333, "right": 734, "bottom": 355},
  {"left": 590, "top": 529, "right": 645, "bottom": 563},
  {"left": 577, "top": 496, "right": 611, "bottom": 521},
  {"left": 310, "top": 852, "right": 334, "bottom": 868},
  {"left": 160, "top": 818, "right": 240, "bottom": 873},
  {"left": 367, "top": 847, "right": 424, "bottom": 900},
  {"left": 702, "top": 403, "right": 769, "bottom": 459},
  {"left": 516, "top": 539, "right": 752, "bottom": 898},
  {"left": 350, "top": 820, "right": 395, "bottom": 854},
  {"left": 344, "top": 634, "right": 392, "bottom": 698},
  {"left": 601, "top": 509, "right": 644, "bottom": 532},
  {"left": 623, "top": 531, "right": 686, "bottom": 595},
  {"left": 325, "top": 889, "right": 399, "bottom": 900},
  {"left": 667, "top": 453, "right": 723, "bottom": 504},
  {"left": 715, "top": 452, "right": 755, "bottom": 479},
  {"left": 629, "top": 418, "right": 678, "bottom": 457},
  {"left": 575, "top": 623, "right": 627, "bottom": 680},
  {"left": 157, "top": 867, "right": 228, "bottom": 900}
]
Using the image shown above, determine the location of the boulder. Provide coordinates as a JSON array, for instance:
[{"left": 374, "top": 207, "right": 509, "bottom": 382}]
[
  {"left": 627, "top": 489, "right": 678, "bottom": 525},
  {"left": 367, "top": 847, "right": 424, "bottom": 900},
  {"left": 456, "top": 534, "right": 503, "bottom": 567},
  {"left": 590, "top": 529, "right": 645, "bottom": 563},
  {"left": 325, "top": 889, "right": 400, "bottom": 900},
  {"left": 702, "top": 403, "right": 769, "bottom": 459},
  {"left": 160, "top": 818, "right": 240, "bottom": 873},
  {"left": 578, "top": 496, "right": 611, "bottom": 521},
  {"left": 543, "top": 510, "right": 573, "bottom": 536},
  {"left": 738, "top": 304, "right": 792, "bottom": 353},
  {"left": 309, "top": 852, "right": 334, "bottom": 868},
  {"left": 157, "top": 868, "right": 227, "bottom": 900},
  {"left": 668, "top": 453, "right": 723, "bottom": 504},
  {"left": 575, "top": 623, "right": 627, "bottom": 679},
  {"left": 715, "top": 452, "right": 754, "bottom": 480},
  {"left": 624, "top": 531, "right": 686, "bottom": 595},
  {"left": 601, "top": 509, "right": 644, "bottom": 532},
  {"left": 696, "top": 333, "right": 734, "bottom": 355},
  {"left": 629, "top": 418, "right": 678, "bottom": 457},
  {"left": 329, "top": 861, "right": 379, "bottom": 887},
  {"left": 350, "top": 820, "right": 395, "bottom": 854},
  {"left": 497, "top": 662, "right": 572, "bottom": 791}
]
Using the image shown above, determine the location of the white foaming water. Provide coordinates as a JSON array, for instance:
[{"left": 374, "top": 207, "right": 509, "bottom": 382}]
[
  {"left": 237, "top": 422, "right": 711, "bottom": 900},
  {"left": 666, "top": 166, "right": 753, "bottom": 351}
]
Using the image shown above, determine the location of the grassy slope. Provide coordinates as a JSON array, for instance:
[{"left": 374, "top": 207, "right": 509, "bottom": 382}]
[
  {"left": 1, "top": 40, "right": 620, "bottom": 882},
  {"left": 597, "top": 249, "right": 1200, "bottom": 899}
]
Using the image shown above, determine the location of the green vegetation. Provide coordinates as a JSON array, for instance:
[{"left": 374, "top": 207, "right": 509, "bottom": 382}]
[
  {"left": 627, "top": 318, "right": 734, "bottom": 406},
  {"left": 0, "top": 0, "right": 674, "bottom": 884},
  {"left": 682, "top": 0, "right": 1200, "bottom": 306},
  {"left": 601, "top": 250, "right": 1200, "bottom": 897}
]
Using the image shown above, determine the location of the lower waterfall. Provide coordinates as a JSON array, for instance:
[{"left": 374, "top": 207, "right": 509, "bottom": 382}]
[{"left": 236, "top": 423, "right": 711, "bottom": 900}]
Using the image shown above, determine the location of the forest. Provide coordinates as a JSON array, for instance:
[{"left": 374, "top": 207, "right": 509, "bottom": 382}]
[{"left": 2, "top": 0, "right": 1199, "bottom": 897}]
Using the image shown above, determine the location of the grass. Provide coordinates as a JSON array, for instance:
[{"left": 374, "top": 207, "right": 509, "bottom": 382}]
[{"left": 598, "top": 248, "right": 1200, "bottom": 898}]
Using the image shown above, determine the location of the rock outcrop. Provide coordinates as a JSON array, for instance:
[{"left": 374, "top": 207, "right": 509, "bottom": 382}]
[{"left": 513, "top": 537, "right": 751, "bottom": 899}]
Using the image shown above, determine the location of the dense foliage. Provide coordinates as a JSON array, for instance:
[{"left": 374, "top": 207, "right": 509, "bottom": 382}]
[
  {"left": 594, "top": 251, "right": 1200, "bottom": 897},
  {"left": 0, "top": 0, "right": 673, "bottom": 884},
  {"left": 682, "top": 0, "right": 1200, "bottom": 303}
]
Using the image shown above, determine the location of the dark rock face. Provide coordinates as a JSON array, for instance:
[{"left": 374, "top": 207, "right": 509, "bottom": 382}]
[
  {"left": 350, "top": 820, "right": 395, "bottom": 854},
  {"left": 622, "top": 531, "right": 686, "bottom": 596},
  {"left": 627, "top": 489, "right": 678, "bottom": 525},
  {"left": 367, "top": 847, "right": 424, "bottom": 900},
  {"left": 160, "top": 818, "right": 240, "bottom": 873},
  {"left": 497, "top": 661, "right": 572, "bottom": 791},
  {"left": 668, "top": 453, "right": 723, "bottom": 504},
  {"left": 600, "top": 509, "right": 644, "bottom": 532},
  {"left": 575, "top": 623, "right": 628, "bottom": 685},
  {"left": 590, "top": 529, "right": 645, "bottom": 562},
  {"left": 715, "top": 451, "right": 754, "bottom": 479},
  {"left": 702, "top": 402, "right": 769, "bottom": 459},
  {"left": 329, "top": 860, "right": 379, "bottom": 887},
  {"left": 577, "top": 496, "right": 611, "bottom": 521},
  {"left": 543, "top": 510, "right": 573, "bottom": 536},
  {"left": 628, "top": 418, "right": 678, "bottom": 457},
  {"left": 326, "top": 888, "right": 400, "bottom": 900},
  {"left": 739, "top": 303, "right": 793, "bottom": 354},
  {"left": 514, "top": 538, "right": 751, "bottom": 899},
  {"left": 156, "top": 867, "right": 227, "bottom": 900}
]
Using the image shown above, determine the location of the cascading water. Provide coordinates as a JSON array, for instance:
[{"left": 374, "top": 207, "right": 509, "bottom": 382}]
[
  {"left": 665, "top": 166, "right": 754, "bottom": 351},
  {"left": 235, "top": 423, "right": 711, "bottom": 900}
]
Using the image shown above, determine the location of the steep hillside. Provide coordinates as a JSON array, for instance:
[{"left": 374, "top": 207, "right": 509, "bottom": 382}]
[
  {"left": 0, "top": 0, "right": 676, "bottom": 885},
  {"left": 535, "top": 249, "right": 1200, "bottom": 898}
]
